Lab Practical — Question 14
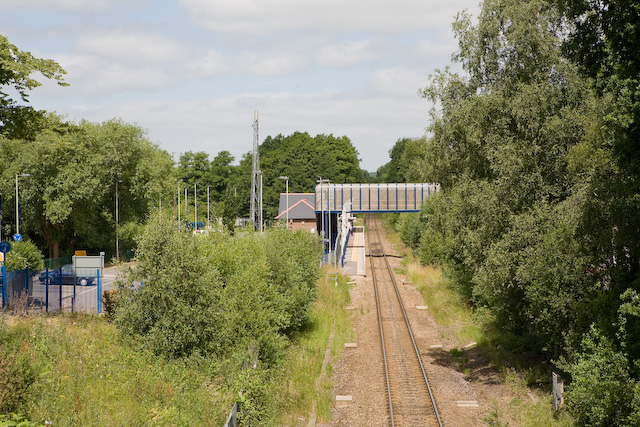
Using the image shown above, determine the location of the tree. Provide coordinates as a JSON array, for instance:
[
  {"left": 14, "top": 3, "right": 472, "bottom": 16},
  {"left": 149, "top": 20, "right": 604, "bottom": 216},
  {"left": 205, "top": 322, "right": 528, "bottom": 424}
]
[
  {"left": 0, "top": 34, "right": 68, "bottom": 140},
  {"left": 208, "top": 150, "right": 235, "bottom": 202},
  {"left": 375, "top": 137, "right": 431, "bottom": 183},
  {"left": 0, "top": 116, "right": 175, "bottom": 257}
]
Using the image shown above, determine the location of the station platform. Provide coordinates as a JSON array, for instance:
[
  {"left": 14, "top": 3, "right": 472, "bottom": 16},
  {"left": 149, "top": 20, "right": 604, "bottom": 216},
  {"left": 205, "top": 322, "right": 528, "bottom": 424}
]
[{"left": 341, "top": 226, "right": 366, "bottom": 276}]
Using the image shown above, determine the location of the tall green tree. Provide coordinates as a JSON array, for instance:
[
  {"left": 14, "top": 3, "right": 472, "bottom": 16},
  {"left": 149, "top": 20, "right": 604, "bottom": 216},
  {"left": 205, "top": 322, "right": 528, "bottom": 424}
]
[
  {"left": 375, "top": 137, "right": 430, "bottom": 183},
  {"left": 0, "top": 34, "right": 67, "bottom": 140},
  {"left": 0, "top": 116, "right": 174, "bottom": 257}
]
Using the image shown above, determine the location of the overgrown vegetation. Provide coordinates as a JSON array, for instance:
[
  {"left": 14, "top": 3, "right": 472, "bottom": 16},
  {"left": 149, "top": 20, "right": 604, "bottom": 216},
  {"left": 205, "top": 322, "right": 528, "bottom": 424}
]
[
  {"left": 0, "top": 218, "right": 353, "bottom": 425},
  {"left": 113, "top": 214, "right": 324, "bottom": 424},
  {"left": 380, "top": 0, "right": 640, "bottom": 424}
]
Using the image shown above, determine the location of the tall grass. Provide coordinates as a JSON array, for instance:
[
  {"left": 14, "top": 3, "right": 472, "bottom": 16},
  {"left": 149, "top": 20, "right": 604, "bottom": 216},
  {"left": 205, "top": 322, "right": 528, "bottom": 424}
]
[
  {"left": 0, "top": 314, "right": 230, "bottom": 426},
  {"left": 276, "top": 269, "right": 352, "bottom": 425},
  {"left": 0, "top": 266, "right": 353, "bottom": 426}
]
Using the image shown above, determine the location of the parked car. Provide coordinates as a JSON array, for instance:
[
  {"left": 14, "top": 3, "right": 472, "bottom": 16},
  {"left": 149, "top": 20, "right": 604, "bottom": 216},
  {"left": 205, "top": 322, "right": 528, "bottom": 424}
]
[{"left": 38, "top": 264, "right": 95, "bottom": 286}]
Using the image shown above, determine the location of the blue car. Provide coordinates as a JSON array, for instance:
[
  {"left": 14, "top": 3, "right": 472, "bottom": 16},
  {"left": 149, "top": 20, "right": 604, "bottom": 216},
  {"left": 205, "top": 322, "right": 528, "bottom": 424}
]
[{"left": 39, "top": 264, "right": 95, "bottom": 286}]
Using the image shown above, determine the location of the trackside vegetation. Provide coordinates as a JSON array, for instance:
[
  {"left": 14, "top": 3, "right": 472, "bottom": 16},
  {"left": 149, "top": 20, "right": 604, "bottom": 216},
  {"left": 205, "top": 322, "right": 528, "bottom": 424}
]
[
  {"left": 0, "top": 217, "right": 355, "bottom": 425},
  {"left": 376, "top": 0, "right": 640, "bottom": 425}
]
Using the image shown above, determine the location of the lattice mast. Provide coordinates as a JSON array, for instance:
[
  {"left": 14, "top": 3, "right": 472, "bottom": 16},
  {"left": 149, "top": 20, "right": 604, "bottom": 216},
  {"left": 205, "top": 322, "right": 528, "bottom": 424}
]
[{"left": 250, "top": 110, "right": 262, "bottom": 231}]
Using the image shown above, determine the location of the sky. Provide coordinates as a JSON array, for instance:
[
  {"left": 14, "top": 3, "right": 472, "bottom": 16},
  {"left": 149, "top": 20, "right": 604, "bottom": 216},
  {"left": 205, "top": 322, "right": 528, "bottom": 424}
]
[{"left": 2, "top": 0, "right": 480, "bottom": 172}]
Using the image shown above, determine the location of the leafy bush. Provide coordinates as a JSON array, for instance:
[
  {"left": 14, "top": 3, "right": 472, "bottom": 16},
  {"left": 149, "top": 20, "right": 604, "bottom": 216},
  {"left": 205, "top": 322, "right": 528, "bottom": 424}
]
[
  {"left": 116, "top": 214, "right": 322, "bottom": 365},
  {"left": 562, "top": 326, "right": 637, "bottom": 426},
  {"left": 0, "top": 413, "right": 43, "bottom": 427},
  {"left": 4, "top": 240, "right": 44, "bottom": 273},
  {"left": 115, "top": 215, "right": 225, "bottom": 359}
]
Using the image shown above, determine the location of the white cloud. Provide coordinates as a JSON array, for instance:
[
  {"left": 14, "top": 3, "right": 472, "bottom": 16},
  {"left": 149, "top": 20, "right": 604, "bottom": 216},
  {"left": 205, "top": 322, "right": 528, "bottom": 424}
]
[
  {"left": 316, "top": 40, "right": 383, "bottom": 68},
  {"left": 367, "top": 67, "right": 429, "bottom": 97},
  {"left": 414, "top": 39, "right": 459, "bottom": 57},
  {"left": 52, "top": 53, "right": 171, "bottom": 95},
  {"left": 189, "top": 50, "right": 231, "bottom": 78},
  {"left": 73, "top": 32, "right": 187, "bottom": 63},
  {"left": 56, "top": 87, "right": 428, "bottom": 171},
  {"left": 179, "top": 0, "right": 479, "bottom": 36},
  {"left": 237, "top": 51, "right": 309, "bottom": 76},
  {"left": 3, "top": 0, "right": 128, "bottom": 11}
]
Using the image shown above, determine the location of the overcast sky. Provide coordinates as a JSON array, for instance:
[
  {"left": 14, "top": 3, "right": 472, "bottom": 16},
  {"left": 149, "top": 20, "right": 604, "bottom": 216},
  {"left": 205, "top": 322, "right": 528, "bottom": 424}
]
[{"left": 3, "top": 0, "right": 480, "bottom": 172}]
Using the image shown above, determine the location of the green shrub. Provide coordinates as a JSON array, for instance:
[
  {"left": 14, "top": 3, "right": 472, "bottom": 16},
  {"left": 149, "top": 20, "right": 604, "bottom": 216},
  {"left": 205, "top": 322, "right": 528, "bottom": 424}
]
[
  {"left": 4, "top": 240, "right": 44, "bottom": 273},
  {"left": 0, "top": 413, "right": 43, "bottom": 427},
  {"left": 116, "top": 214, "right": 322, "bottom": 366},
  {"left": 0, "top": 345, "right": 36, "bottom": 414},
  {"left": 562, "top": 326, "right": 637, "bottom": 426}
]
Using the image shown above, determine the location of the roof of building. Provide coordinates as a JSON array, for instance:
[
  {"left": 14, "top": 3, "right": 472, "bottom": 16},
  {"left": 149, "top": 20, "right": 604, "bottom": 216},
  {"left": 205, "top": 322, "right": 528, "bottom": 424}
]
[{"left": 275, "top": 193, "right": 316, "bottom": 220}]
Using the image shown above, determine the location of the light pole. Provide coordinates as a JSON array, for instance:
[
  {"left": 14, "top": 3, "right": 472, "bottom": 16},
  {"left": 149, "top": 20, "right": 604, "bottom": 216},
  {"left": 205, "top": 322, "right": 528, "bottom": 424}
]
[
  {"left": 279, "top": 176, "right": 289, "bottom": 228},
  {"left": 207, "top": 186, "right": 210, "bottom": 227},
  {"left": 115, "top": 179, "right": 122, "bottom": 262},
  {"left": 177, "top": 180, "right": 181, "bottom": 223},
  {"left": 15, "top": 173, "right": 31, "bottom": 237},
  {"left": 317, "top": 178, "right": 330, "bottom": 261},
  {"left": 194, "top": 182, "right": 198, "bottom": 230},
  {"left": 257, "top": 171, "right": 263, "bottom": 233}
]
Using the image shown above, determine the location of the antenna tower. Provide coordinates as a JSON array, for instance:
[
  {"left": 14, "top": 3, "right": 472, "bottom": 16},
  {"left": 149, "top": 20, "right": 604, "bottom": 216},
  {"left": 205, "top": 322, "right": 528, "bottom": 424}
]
[{"left": 250, "top": 110, "right": 262, "bottom": 231}]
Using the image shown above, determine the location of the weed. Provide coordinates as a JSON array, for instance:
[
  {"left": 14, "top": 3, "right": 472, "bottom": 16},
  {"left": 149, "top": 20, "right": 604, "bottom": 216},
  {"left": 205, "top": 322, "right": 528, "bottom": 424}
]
[{"left": 484, "top": 405, "right": 510, "bottom": 427}]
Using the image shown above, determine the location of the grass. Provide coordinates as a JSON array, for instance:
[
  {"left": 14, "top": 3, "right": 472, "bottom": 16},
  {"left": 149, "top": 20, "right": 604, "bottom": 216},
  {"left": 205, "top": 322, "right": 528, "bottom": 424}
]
[
  {"left": 0, "top": 313, "right": 230, "bottom": 426},
  {"left": 380, "top": 214, "right": 574, "bottom": 427},
  {"left": 277, "top": 268, "right": 352, "bottom": 425},
  {"left": 0, "top": 265, "right": 353, "bottom": 427}
]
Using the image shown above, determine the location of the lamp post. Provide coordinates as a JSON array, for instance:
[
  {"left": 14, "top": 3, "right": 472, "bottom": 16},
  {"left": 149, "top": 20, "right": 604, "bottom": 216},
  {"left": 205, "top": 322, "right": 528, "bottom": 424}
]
[
  {"left": 177, "top": 180, "right": 181, "bottom": 223},
  {"left": 317, "top": 177, "right": 330, "bottom": 261},
  {"left": 207, "top": 186, "right": 210, "bottom": 227},
  {"left": 256, "top": 171, "right": 263, "bottom": 233},
  {"left": 279, "top": 176, "right": 289, "bottom": 228},
  {"left": 115, "top": 179, "right": 122, "bottom": 262},
  {"left": 194, "top": 182, "right": 198, "bottom": 230},
  {"left": 15, "top": 173, "right": 31, "bottom": 237}
]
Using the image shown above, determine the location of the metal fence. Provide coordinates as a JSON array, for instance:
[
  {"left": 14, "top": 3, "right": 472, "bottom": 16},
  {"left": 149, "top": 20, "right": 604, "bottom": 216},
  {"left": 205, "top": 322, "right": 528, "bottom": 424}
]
[{"left": 1, "top": 265, "right": 111, "bottom": 315}]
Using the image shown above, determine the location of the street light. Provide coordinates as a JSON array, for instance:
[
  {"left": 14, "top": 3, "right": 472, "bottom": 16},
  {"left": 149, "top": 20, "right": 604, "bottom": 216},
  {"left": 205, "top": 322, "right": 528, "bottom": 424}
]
[
  {"left": 194, "top": 182, "right": 198, "bottom": 230},
  {"left": 317, "top": 177, "right": 331, "bottom": 262},
  {"left": 115, "top": 179, "right": 123, "bottom": 263},
  {"left": 279, "top": 176, "right": 289, "bottom": 228},
  {"left": 177, "top": 180, "right": 181, "bottom": 223},
  {"left": 15, "top": 173, "right": 31, "bottom": 237}
]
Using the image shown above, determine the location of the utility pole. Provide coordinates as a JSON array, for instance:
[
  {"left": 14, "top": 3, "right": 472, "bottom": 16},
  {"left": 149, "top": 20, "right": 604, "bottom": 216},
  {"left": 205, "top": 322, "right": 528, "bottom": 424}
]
[{"left": 250, "top": 110, "right": 262, "bottom": 231}]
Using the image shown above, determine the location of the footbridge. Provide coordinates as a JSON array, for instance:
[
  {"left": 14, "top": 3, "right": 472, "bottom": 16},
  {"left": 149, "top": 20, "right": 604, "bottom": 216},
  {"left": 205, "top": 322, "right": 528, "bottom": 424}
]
[
  {"left": 314, "top": 183, "right": 440, "bottom": 214},
  {"left": 313, "top": 183, "right": 440, "bottom": 266}
]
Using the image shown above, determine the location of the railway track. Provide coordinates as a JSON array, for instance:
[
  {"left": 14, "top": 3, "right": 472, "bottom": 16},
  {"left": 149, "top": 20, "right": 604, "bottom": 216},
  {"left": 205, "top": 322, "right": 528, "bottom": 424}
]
[{"left": 367, "top": 213, "right": 443, "bottom": 427}]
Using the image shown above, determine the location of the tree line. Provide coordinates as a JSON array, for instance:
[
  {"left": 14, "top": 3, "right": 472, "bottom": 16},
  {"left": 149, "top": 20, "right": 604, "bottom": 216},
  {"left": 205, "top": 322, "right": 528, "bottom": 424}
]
[
  {"left": 378, "top": 0, "right": 640, "bottom": 424},
  {"left": 0, "top": 34, "right": 368, "bottom": 260}
]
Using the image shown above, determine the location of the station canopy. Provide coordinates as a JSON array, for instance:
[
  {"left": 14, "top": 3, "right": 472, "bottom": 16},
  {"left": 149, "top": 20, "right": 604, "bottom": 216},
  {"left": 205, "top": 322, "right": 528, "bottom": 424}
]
[{"left": 314, "top": 183, "right": 440, "bottom": 213}]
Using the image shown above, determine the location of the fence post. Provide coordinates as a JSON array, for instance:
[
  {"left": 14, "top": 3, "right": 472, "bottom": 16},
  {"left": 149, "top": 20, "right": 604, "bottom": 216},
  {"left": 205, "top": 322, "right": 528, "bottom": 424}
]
[
  {"left": 224, "top": 402, "right": 238, "bottom": 427},
  {"left": 96, "top": 269, "right": 100, "bottom": 314},
  {"left": 552, "top": 372, "right": 564, "bottom": 410},
  {"left": 25, "top": 267, "right": 30, "bottom": 294},
  {"left": 45, "top": 268, "right": 49, "bottom": 313},
  {"left": 1, "top": 265, "right": 5, "bottom": 308}
]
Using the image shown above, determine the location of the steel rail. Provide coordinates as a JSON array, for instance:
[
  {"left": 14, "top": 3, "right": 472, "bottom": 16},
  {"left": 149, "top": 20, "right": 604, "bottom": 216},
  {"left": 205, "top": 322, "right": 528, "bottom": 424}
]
[
  {"left": 368, "top": 215, "right": 396, "bottom": 426},
  {"left": 368, "top": 213, "right": 443, "bottom": 427}
]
